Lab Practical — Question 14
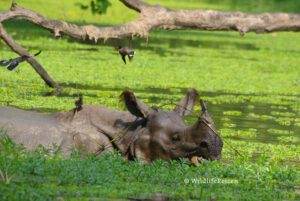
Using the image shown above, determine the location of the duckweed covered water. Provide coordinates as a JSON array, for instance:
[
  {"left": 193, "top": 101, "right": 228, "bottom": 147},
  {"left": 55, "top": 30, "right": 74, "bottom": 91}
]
[{"left": 0, "top": 0, "right": 300, "bottom": 200}]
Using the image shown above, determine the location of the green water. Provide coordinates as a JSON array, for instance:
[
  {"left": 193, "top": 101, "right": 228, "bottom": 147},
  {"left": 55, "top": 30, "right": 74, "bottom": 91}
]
[{"left": 0, "top": 1, "right": 299, "bottom": 200}]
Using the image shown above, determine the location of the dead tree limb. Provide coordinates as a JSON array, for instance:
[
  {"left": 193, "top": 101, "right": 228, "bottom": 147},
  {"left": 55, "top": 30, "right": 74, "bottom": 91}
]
[
  {"left": 0, "top": 0, "right": 299, "bottom": 88},
  {"left": 0, "top": 1, "right": 299, "bottom": 41}
]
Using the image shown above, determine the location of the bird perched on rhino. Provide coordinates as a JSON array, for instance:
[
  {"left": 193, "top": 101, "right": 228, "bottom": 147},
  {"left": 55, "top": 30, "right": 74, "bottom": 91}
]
[
  {"left": 74, "top": 94, "right": 83, "bottom": 113},
  {"left": 0, "top": 50, "right": 42, "bottom": 71},
  {"left": 73, "top": 94, "right": 83, "bottom": 119},
  {"left": 118, "top": 46, "right": 134, "bottom": 64}
]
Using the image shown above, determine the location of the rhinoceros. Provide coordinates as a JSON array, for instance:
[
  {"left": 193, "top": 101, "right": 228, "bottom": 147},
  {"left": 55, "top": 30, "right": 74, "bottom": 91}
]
[{"left": 0, "top": 89, "right": 223, "bottom": 163}]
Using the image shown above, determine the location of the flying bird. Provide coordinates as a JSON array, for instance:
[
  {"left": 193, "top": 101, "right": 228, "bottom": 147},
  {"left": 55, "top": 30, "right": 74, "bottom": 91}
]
[
  {"left": 0, "top": 50, "right": 42, "bottom": 71},
  {"left": 118, "top": 46, "right": 134, "bottom": 64}
]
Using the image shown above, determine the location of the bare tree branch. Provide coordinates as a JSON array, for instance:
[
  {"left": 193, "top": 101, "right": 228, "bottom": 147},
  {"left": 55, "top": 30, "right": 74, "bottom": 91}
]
[
  {"left": 0, "top": 23, "right": 61, "bottom": 92},
  {"left": 0, "top": 2, "right": 299, "bottom": 42}
]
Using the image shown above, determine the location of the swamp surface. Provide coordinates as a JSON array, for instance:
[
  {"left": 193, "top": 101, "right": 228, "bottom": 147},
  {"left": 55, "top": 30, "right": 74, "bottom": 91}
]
[{"left": 0, "top": 0, "right": 299, "bottom": 200}]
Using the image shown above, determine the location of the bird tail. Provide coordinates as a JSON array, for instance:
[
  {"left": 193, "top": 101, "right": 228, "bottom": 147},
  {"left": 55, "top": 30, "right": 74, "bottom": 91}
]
[{"left": 33, "top": 50, "right": 42, "bottom": 57}]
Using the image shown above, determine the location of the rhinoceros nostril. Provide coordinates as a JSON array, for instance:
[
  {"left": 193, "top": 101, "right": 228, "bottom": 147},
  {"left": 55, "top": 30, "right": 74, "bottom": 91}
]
[{"left": 200, "top": 141, "right": 209, "bottom": 149}]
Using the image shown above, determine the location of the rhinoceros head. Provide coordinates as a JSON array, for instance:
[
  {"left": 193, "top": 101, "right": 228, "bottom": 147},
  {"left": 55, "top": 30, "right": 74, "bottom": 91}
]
[
  {"left": 121, "top": 89, "right": 223, "bottom": 163},
  {"left": 185, "top": 99, "right": 223, "bottom": 162}
]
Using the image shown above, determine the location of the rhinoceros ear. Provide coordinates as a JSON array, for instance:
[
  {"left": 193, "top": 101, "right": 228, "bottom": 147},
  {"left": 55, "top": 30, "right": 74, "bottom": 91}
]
[
  {"left": 199, "top": 99, "right": 215, "bottom": 126},
  {"left": 120, "top": 90, "right": 151, "bottom": 118},
  {"left": 174, "top": 88, "right": 199, "bottom": 117}
]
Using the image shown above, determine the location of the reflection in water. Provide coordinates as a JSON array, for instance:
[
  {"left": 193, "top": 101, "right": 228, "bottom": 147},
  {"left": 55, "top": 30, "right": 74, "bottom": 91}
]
[
  {"left": 183, "top": 92, "right": 300, "bottom": 146},
  {"left": 210, "top": 101, "right": 299, "bottom": 144}
]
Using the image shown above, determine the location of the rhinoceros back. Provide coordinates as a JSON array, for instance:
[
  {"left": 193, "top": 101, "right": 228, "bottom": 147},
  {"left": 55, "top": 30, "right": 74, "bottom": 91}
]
[{"left": 0, "top": 106, "right": 65, "bottom": 150}]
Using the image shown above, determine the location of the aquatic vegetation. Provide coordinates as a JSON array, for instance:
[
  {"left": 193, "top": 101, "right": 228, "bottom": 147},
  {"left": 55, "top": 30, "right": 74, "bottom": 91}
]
[
  {"left": 277, "top": 136, "right": 299, "bottom": 144},
  {"left": 247, "top": 113, "right": 274, "bottom": 120},
  {"left": 267, "top": 129, "right": 294, "bottom": 135},
  {"left": 223, "top": 110, "right": 242, "bottom": 116},
  {"left": 223, "top": 122, "right": 237, "bottom": 128},
  {"left": 271, "top": 105, "right": 288, "bottom": 110},
  {"left": 0, "top": 0, "right": 299, "bottom": 200},
  {"left": 271, "top": 111, "right": 295, "bottom": 117},
  {"left": 0, "top": 135, "right": 299, "bottom": 201},
  {"left": 274, "top": 117, "right": 294, "bottom": 126},
  {"left": 220, "top": 128, "right": 257, "bottom": 138}
]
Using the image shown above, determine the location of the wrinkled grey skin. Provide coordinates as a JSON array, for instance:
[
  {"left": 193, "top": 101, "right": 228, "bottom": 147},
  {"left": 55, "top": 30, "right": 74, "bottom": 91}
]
[{"left": 0, "top": 89, "right": 223, "bottom": 163}]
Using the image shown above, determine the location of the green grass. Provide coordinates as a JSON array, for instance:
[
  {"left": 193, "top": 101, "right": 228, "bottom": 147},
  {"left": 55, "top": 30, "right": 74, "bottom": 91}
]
[
  {"left": 0, "top": 135, "right": 299, "bottom": 201},
  {"left": 0, "top": 0, "right": 300, "bottom": 200}
]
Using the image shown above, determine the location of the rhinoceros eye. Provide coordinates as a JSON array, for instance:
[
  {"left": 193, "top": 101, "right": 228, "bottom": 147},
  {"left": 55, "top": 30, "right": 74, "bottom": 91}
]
[
  {"left": 200, "top": 141, "right": 209, "bottom": 149},
  {"left": 172, "top": 133, "right": 180, "bottom": 141}
]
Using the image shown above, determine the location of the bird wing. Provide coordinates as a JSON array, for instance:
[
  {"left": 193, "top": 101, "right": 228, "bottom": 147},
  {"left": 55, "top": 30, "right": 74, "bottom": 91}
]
[
  {"left": 121, "top": 55, "right": 126, "bottom": 64},
  {"left": 7, "top": 61, "right": 20, "bottom": 71},
  {"left": 1, "top": 51, "right": 41, "bottom": 70},
  {"left": 0, "top": 60, "right": 11, "bottom": 66}
]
